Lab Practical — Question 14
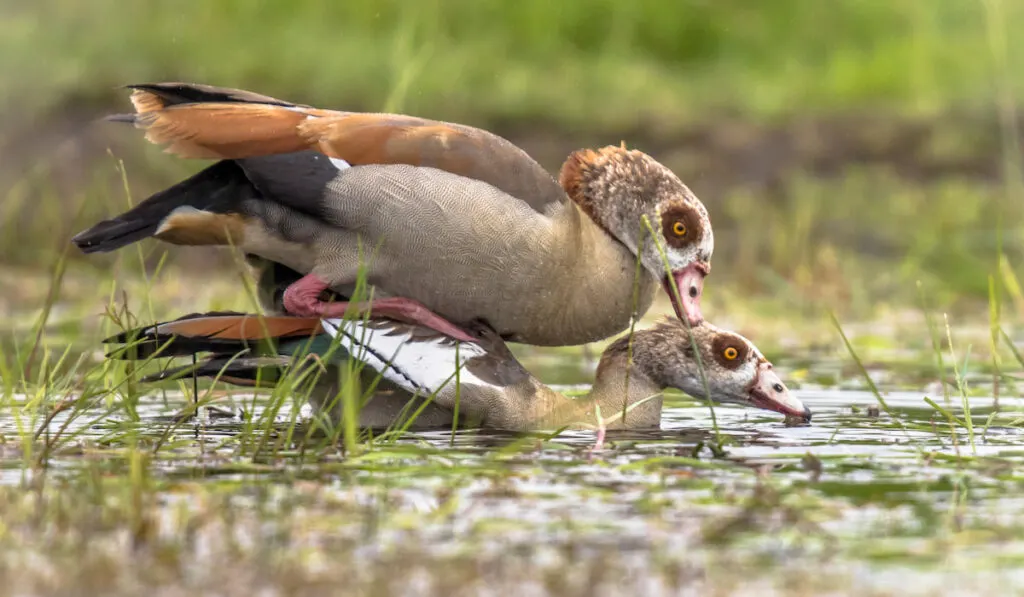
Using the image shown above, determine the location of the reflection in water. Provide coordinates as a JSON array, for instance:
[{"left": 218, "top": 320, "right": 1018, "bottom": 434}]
[
  {"left": 2, "top": 388, "right": 1018, "bottom": 459},
  {"left": 1, "top": 386, "right": 1022, "bottom": 595}
]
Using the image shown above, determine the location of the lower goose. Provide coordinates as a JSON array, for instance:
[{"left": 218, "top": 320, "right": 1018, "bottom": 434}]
[{"left": 104, "top": 313, "right": 810, "bottom": 430}]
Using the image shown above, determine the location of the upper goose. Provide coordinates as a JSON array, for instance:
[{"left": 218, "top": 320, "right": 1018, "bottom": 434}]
[
  {"left": 105, "top": 312, "right": 811, "bottom": 431},
  {"left": 74, "top": 83, "right": 714, "bottom": 346}
]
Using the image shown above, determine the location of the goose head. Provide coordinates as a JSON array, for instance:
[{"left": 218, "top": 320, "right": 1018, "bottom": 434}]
[
  {"left": 608, "top": 318, "right": 810, "bottom": 421},
  {"left": 559, "top": 145, "right": 713, "bottom": 326}
]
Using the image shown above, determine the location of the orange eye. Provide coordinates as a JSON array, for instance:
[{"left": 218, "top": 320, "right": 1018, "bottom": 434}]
[
  {"left": 723, "top": 346, "right": 738, "bottom": 360},
  {"left": 672, "top": 221, "right": 687, "bottom": 237}
]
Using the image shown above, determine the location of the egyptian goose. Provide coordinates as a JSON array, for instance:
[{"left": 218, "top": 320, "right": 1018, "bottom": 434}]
[
  {"left": 73, "top": 83, "right": 714, "bottom": 346},
  {"left": 104, "top": 313, "right": 811, "bottom": 431}
]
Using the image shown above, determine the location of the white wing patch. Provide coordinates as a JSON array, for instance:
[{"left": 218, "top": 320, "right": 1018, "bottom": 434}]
[
  {"left": 328, "top": 157, "right": 351, "bottom": 171},
  {"left": 319, "top": 318, "right": 494, "bottom": 396}
]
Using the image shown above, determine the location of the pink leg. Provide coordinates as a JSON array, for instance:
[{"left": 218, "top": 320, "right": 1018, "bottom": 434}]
[
  {"left": 282, "top": 273, "right": 333, "bottom": 315},
  {"left": 282, "top": 273, "right": 477, "bottom": 344}
]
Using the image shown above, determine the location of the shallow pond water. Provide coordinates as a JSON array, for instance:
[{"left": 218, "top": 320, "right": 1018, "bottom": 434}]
[{"left": 2, "top": 379, "right": 1023, "bottom": 596}]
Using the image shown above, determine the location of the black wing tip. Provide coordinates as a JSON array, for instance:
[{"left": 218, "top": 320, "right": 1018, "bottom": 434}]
[
  {"left": 104, "top": 113, "right": 137, "bottom": 124},
  {"left": 102, "top": 311, "right": 265, "bottom": 360},
  {"left": 103, "top": 338, "right": 254, "bottom": 361},
  {"left": 138, "top": 370, "right": 187, "bottom": 384},
  {"left": 70, "top": 220, "right": 156, "bottom": 254},
  {"left": 70, "top": 231, "right": 111, "bottom": 253},
  {"left": 102, "top": 330, "right": 138, "bottom": 345},
  {"left": 119, "top": 82, "right": 303, "bottom": 109},
  {"left": 122, "top": 82, "right": 183, "bottom": 93},
  {"left": 100, "top": 311, "right": 252, "bottom": 344},
  {"left": 71, "top": 240, "right": 112, "bottom": 254}
]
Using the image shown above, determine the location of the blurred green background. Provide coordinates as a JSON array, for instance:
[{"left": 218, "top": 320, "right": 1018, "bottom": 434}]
[{"left": 2, "top": 0, "right": 1023, "bottom": 328}]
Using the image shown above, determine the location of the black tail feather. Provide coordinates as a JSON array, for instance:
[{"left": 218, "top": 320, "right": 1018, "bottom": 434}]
[
  {"left": 71, "top": 160, "right": 250, "bottom": 254},
  {"left": 105, "top": 337, "right": 255, "bottom": 361},
  {"left": 125, "top": 82, "right": 301, "bottom": 108},
  {"left": 108, "top": 311, "right": 302, "bottom": 387},
  {"left": 103, "top": 310, "right": 246, "bottom": 344},
  {"left": 104, "top": 311, "right": 260, "bottom": 360},
  {"left": 139, "top": 355, "right": 292, "bottom": 386}
]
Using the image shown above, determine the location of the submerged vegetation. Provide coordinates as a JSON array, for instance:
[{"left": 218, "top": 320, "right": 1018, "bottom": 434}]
[{"left": 3, "top": 0, "right": 1024, "bottom": 594}]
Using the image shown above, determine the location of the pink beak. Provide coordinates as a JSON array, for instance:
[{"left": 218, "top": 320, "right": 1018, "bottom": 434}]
[
  {"left": 664, "top": 261, "right": 709, "bottom": 327},
  {"left": 747, "top": 362, "right": 811, "bottom": 421}
]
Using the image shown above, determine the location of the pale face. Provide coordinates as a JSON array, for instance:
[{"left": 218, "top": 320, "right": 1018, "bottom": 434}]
[
  {"left": 640, "top": 199, "right": 714, "bottom": 327},
  {"left": 651, "top": 321, "right": 810, "bottom": 420}
]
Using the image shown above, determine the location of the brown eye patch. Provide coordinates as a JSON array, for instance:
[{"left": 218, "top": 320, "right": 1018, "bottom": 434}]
[
  {"left": 660, "top": 203, "right": 703, "bottom": 249},
  {"left": 711, "top": 334, "right": 749, "bottom": 370}
]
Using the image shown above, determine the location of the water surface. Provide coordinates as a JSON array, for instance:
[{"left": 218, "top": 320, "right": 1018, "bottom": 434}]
[{"left": 2, "top": 381, "right": 1021, "bottom": 596}]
